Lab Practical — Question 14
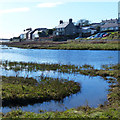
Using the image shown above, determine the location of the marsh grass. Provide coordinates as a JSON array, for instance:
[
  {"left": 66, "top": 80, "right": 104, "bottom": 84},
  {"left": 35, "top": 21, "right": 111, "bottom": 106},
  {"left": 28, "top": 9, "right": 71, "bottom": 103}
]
[
  {"left": 1, "top": 61, "right": 96, "bottom": 74},
  {"left": 59, "top": 42, "right": 120, "bottom": 50},
  {"left": 2, "top": 76, "right": 81, "bottom": 107},
  {"left": 2, "top": 76, "right": 120, "bottom": 119},
  {"left": 3, "top": 40, "right": 120, "bottom": 50},
  {"left": 2, "top": 106, "right": 120, "bottom": 119},
  {"left": 2, "top": 61, "right": 120, "bottom": 79},
  {"left": 1, "top": 61, "right": 120, "bottom": 119}
]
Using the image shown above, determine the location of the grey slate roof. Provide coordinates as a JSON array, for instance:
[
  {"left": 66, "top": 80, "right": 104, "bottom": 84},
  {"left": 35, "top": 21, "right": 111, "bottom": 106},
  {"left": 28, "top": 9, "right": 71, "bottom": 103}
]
[
  {"left": 101, "top": 23, "right": 118, "bottom": 28},
  {"left": 102, "top": 19, "right": 118, "bottom": 23},
  {"left": 55, "top": 22, "right": 69, "bottom": 28}
]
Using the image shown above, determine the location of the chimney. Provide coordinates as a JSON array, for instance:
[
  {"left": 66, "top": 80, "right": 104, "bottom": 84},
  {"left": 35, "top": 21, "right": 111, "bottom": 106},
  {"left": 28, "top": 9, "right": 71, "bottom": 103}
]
[
  {"left": 60, "top": 20, "right": 63, "bottom": 24},
  {"left": 69, "top": 18, "right": 72, "bottom": 23}
]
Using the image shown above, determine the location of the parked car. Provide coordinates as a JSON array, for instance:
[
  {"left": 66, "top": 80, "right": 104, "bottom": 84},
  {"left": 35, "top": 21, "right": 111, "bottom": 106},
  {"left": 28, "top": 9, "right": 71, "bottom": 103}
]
[
  {"left": 103, "top": 33, "right": 111, "bottom": 37},
  {"left": 87, "top": 36, "right": 94, "bottom": 39},
  {"left": 98, "top": 32, "right": 106, "bottom": 38},
  {"left": 75, "top": 37, "right": 82, "bottom": 40},
  {"left": 93, "top": 33, "right": 101, "bottom": 38}
]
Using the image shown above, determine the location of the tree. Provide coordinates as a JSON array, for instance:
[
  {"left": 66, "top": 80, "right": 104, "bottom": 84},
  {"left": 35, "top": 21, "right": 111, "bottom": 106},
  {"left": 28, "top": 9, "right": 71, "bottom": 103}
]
[
  {"left": 47, "top": 29, "right": 53, "bottom": 35},
  {"left": 96, "top": 26, "right": 101, "bottom": 32},
  {"left": 47, "top": 29, "right": 56, "bottom": 35},
  {"left": 76, "top": 19, "right": 91, "bottom": 27},
  {"left": 38, "top": 31, "right": 47, "bottom": 37}
]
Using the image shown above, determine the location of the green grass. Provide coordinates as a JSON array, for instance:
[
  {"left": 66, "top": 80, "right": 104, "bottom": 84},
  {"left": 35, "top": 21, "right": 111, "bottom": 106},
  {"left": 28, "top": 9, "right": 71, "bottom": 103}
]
[
  {"left": 58, "top": 42, "right": 119, "bottom": 50},
  {"left": 3, "top": 35, "right": 120, "bottom": 50},
  {"left": 15, "top": 42, "right": 120, "bottom": 50},
  {"left": 2, "top": 76, "right": 80, "bottom": 106},
  {"left": 1, "top": 63, "right": 120, "bottom": 119},
  {"left": 2, "top": 106, "right": 120, "bottom": 119}
]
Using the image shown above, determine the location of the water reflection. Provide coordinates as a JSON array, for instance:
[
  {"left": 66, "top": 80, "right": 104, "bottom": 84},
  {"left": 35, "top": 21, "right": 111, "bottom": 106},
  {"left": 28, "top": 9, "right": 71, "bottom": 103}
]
[
  {"left": 1, "top": 45, "right": 117, "bottom": 113},
  {"left": 0, "top": 45, "right": 118, "bottom": 69},
  {"left": 2, "top": 70, "right": 109, "bottom": 113}
]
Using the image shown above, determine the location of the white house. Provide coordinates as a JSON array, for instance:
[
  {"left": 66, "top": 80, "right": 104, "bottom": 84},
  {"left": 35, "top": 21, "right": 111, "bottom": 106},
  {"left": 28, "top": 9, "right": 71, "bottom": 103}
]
[{"left": 32, "top": 31, "right": 39, "bottom": 39}]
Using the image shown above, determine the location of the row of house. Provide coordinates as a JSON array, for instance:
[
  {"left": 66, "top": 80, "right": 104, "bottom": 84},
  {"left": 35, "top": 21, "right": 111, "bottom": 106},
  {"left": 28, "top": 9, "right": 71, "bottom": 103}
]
[
  {"left": 53, "top": 18, "right": 119, "bottom": 37},
  {"left": 20, "top": 17, "right": 119, "bottom": 40},
  {"left": 18, "top": 2, "right": 120, "bottom": 40}
]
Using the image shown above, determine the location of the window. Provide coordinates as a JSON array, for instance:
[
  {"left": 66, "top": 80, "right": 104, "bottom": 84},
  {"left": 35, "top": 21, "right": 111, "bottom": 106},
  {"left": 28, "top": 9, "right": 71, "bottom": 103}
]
[
  {"left": 115, "top": 27, "right": 118, "bottom": 30},
  {"left": 119, "top": 13, "right": 120, "bottom": 18},
  {"left": 102, "top": 28, "right": 105, "bottom": 31},
  {"left": 56, "top": 32, "right": 59, "bottom": 35},
  {"left": 109, "top": 27, "right": 114, "bottom": 30}
]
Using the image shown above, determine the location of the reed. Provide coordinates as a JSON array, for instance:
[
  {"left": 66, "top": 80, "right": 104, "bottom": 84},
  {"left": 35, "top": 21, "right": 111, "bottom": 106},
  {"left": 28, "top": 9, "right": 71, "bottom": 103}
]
[
  {"left": 2, "top": 61, "right": 120, "bottom": 79},
  {"left": 2, "top": 76, "right": 81, "bottom": 107},
  {"left": 1, "top": 63, "right": 120, "bottom": 119}
]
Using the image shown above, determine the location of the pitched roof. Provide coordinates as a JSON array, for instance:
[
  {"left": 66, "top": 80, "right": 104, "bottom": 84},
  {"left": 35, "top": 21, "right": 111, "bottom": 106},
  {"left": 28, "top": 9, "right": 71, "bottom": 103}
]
[
  {"left": 90, "top": 23, "right": 101, "bottom": 27},
  {"left": 101, "top": 19, "right": 118, "bottom": 23},
  {"left": 30, "top": 28, "right": 47, "bottom": 34},
  {"left": 55, "top": 22, "right": 69, "bottom": 28},
  {"left": 101, "top": 23, "right": 118, "bottom": 28}
]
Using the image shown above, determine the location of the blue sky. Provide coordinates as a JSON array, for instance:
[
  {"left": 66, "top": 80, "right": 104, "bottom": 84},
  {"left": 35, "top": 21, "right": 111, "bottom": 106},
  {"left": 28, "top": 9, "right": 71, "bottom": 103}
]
[{"left": 0, "top": 0, "right": 119, "bottom": 38}]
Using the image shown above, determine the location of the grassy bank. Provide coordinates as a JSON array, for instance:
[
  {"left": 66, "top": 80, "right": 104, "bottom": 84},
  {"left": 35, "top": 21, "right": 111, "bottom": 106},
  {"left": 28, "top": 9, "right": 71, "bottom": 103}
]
[
  {"left": 2, "top": 106, "right": 120, "bottom": 119},
  {"left": 2, "top": 39, "right": 120, "bottom": 50},
  {"left": 2, "top": 63, "right": 120, "bottom": 119},
  {"left": 58, "top": 42, "right": 119, "bottom": 50},
  {"left": 2, "top": 76, "right": 80, "bottom": 106}
]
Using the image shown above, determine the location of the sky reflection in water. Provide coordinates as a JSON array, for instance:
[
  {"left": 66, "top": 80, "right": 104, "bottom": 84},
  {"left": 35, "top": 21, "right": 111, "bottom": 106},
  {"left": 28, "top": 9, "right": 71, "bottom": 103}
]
[{"left": 0, "top": 45, "right": 118, "bottom": 113}]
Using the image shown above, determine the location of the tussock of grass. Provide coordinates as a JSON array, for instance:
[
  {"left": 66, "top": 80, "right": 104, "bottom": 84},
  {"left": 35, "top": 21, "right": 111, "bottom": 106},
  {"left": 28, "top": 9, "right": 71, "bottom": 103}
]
[{"left": 2, "top": 76, "right": 81, "bottom": 106}]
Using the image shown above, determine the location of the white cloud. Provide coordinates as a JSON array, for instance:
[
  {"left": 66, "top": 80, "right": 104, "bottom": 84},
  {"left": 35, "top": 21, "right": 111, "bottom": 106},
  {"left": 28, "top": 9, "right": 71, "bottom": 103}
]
[
  {"left": 36, "top": 0, "right": 119, "bottom": 8},
  {"left": 37, "top": 2, "right": 63, "bottom": 8},
  {"left": 0, "top": 7, "right": 30, "bottom": 14}
]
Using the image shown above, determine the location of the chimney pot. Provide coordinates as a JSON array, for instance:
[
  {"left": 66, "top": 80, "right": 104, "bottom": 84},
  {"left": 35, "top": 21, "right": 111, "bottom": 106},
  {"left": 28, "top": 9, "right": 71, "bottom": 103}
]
[
  {"left": 69, "top": 18, "right": 72, "bottom": 23},
  {"left": 60, "top": 20, "right": 63, "bottom": 24}
]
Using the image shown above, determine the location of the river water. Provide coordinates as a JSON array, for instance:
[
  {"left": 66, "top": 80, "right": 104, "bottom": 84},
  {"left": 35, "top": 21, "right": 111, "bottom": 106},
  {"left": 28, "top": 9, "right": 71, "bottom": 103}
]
[{"left": 0, "top": 45, "right": 119, "bottom": 113}]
